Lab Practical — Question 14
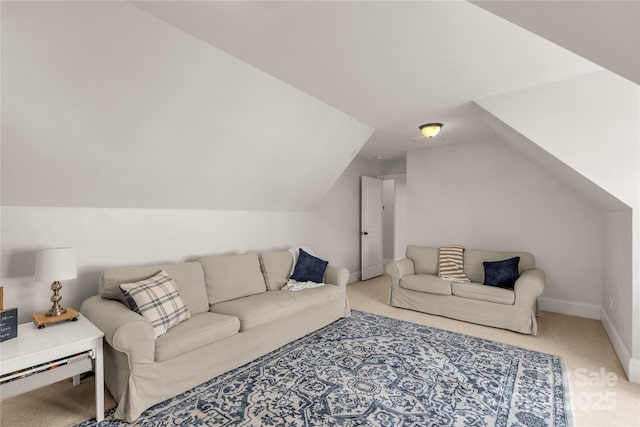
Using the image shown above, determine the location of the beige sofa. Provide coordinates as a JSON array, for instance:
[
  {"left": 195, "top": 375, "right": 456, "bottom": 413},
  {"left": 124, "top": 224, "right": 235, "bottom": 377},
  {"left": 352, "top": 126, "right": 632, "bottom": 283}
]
[
  {"left": 386, "top": 245, "right": 544, "bottom": 335},
  {"left": 81, "top": 250, "right": 350, "bottom": 422}
]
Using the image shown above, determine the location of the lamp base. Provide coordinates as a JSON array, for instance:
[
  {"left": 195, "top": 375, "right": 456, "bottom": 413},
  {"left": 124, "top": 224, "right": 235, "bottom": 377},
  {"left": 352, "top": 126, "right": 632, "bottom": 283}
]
[{"left": 32, "top": 307, "right": 79, "bottom": 329}]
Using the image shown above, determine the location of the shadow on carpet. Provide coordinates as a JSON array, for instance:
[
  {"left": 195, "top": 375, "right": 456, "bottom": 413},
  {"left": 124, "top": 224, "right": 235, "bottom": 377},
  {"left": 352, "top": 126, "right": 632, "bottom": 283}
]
[{"left": 75, "top": 310, "right": 572, "bottom": 426}]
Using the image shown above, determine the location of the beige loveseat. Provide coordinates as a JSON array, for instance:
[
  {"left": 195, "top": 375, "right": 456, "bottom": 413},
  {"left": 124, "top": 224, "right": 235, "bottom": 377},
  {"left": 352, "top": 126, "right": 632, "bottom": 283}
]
[
  {"left": 81, "top": 250, "right": 350, "bottom": 422},
  {"left": 386, "top": 245, "right": 544, "bottom": 335}
]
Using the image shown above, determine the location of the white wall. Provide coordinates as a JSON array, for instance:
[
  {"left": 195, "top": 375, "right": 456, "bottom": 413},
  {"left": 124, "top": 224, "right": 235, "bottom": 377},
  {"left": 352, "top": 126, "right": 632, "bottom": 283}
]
[
  {"left": 601, "top": 209, "right": 633, "bottom": 367},
  {"left": 476, "top": 71, "right": 639, "bottom": 381},
  {"left": 0, "top": 157, "right": 382, "bottom": 323},
  {"left": 476, "top": 71, "right": 639, "bottom": 207},
  {"left": 0, "top": 207, "right": 312, "bottom": 323},
  {"left": 393, "top": 175, "right": 407, "bottom": 260},
  {"left": 0, "top": 1, "right": 384, "bottom": 323},
  {"left": 0, "top": 2, "right": 379, "bottom": 323},
  {"left": 1, "top": 1, "right": 372, "bottom": 211},
  {"left": 382, "top": 180, "right": 395, "bottom": 261},
  {"left": 406, "top": 139, "right": 604, "bottom": 315},
  {"left": 382, "top": 158, "right": 407, "bottom": 175}
]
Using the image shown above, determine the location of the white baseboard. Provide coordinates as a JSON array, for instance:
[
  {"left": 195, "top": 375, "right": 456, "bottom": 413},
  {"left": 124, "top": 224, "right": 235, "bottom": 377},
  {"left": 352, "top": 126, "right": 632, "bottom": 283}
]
[
  {"left": 600, "top": 308, "right": 639, "bottom": 383},
  {"left": 629, "top": 357, "right": 640, "bottom": 384},
  {"left": 538, "top": 297, "right": 601, "bottom": 319},
  {"left": 347, "top": 271, "right": 360, "bottom": 284}
]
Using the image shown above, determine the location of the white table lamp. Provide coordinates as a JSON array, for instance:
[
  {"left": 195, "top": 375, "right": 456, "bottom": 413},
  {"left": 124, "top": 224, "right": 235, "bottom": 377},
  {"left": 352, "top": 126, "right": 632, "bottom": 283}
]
[{"left": 33, "top": 247, "right": 79, "bottom": 327}]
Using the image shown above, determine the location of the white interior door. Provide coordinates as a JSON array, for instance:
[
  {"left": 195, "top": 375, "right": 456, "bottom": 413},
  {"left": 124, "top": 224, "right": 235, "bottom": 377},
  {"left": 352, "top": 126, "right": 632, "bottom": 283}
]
[{"left": 360, "top": 176, "right": 384, "bottom": 280}]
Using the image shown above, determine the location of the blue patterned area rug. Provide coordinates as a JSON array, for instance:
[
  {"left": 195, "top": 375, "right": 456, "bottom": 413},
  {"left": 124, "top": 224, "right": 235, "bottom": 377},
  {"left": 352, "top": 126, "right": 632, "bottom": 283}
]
[{"left": 77, "top": 310, "right": 572, "bottom": 426}]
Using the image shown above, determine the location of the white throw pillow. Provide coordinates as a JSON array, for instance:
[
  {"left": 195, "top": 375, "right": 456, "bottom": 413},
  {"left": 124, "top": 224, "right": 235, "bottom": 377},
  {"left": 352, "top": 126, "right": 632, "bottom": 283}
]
[{"left": 120, "top": 270, "right": 191, "bottom": 338}]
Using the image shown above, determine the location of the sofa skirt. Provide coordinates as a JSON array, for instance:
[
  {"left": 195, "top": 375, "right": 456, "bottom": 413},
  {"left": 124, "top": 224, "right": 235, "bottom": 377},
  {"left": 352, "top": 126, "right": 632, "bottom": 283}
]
[
  {"left": 389, "top": 284, "right": 537, "bottom": 335},
  {"left": 103, "top": 289, "right": 350, "bottom": 422}
]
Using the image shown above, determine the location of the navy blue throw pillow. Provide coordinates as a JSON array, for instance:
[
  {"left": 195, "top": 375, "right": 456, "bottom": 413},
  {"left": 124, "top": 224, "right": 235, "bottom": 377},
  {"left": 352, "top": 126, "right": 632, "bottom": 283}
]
[
  {"left": 290, "top": 249, "right": 328, "bottom": 283},
  {"left": 483, "top": 257, "right": 520, "bottom": 289}
]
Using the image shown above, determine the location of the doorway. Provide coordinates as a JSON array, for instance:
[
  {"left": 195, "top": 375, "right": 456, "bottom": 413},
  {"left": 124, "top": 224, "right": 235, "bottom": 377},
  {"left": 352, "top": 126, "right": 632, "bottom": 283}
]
[
  {"left": 382, "top": 174, "right": 407, "bottom": 263},
  {"left": 360, "top": 174, "right": 407, "bottom": 281}
]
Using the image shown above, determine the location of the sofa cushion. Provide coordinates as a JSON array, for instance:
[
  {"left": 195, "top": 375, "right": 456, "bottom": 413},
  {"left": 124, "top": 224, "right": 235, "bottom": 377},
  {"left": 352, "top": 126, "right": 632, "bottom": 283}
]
[
  {"left": 211, "top": 286, "right": 343, "bottom": 331},
  {"left": 464, "top": 250, "right": 535, "bottom": 283},
  {"left": 451, "top": 282, "right": 515, "bottom": 305},
  {"left": 483, "top": 257, "right": 520, "bottom": 289},
  {"left": 406, "top": 245, "right": 439, "bottom": 275},
  {"left": 99, "top": 262, "right": 209, "bottom": 315},
  {"left": 290, "top": 249, "right": 328, "bottom": 283},
  {"left": 399, "top": 274, "right": 452, "bottom": 295},
  {"left": 120, "top": 270, "right": 191, "bottom": 339},
  {"left": 200, "top": 253, "right": 267, "bottom": 305},
  {"left": 154, "top": 312, "right": 240, "bottom": 362},
  {"left": 260, "top": 250, "right": 294, "bottom": 290}
]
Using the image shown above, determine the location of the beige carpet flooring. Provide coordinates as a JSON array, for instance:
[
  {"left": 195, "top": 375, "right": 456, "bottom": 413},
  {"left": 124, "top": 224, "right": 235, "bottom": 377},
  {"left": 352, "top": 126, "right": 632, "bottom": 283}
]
[
  {"left": 1, "top": 275, "right": 639, "bottom": 426},
  {"left": 348, "top": 276, "right": 640, "bottom": 427}
]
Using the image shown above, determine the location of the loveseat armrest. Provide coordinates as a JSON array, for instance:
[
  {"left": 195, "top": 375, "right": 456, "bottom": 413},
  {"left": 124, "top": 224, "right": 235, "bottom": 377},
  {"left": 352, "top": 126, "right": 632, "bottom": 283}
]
[
  {"left": 81, "top": 296, "right": 155, "bottom": 364},
  {"left": 324, "top": 265, "right": 349, "bottom": 287},
  {"left": 514, "top": 268, "right": 545, "bottom": 305},
  {"left": 385, "top": 258, "right": 415, "bottom": 286}
]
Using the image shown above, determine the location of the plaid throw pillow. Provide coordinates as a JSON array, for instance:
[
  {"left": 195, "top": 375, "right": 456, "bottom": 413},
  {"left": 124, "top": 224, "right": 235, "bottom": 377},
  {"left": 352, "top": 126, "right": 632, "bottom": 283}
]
[{"left": 119, "top": 270, "right": 191, "bottom": 338}]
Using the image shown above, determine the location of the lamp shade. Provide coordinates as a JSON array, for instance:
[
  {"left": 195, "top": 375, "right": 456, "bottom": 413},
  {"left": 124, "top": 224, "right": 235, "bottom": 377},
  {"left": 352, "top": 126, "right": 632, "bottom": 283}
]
[{"left": 34, "top": 247, "right": 77, "bottom": 282}]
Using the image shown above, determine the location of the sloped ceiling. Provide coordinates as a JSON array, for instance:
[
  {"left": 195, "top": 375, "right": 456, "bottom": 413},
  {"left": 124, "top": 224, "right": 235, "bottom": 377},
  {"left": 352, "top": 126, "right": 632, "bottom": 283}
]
[
  {"left": 2, "top": 1, "right": 632, "bottom": 212},
  {"left": 478, "top": 106, "right": 631, "bottom": 212},
  {"left": 133, "top": 1, "right": 601, "bottom": 161},
  {"left": 471, "top": 0, "right": 640, "bottom": 85},
  {"left": 1, "top": 2, "right": 372, "bottom": 211},
  {"left": 477, "top": 71, "right": 639, "bottom": 209}
]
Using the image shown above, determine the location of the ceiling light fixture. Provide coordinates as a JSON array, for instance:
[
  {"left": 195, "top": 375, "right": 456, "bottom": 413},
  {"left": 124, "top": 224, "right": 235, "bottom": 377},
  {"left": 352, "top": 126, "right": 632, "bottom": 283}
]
[{"left": 419, "top": 123, "right": 443, "bottom": 138}]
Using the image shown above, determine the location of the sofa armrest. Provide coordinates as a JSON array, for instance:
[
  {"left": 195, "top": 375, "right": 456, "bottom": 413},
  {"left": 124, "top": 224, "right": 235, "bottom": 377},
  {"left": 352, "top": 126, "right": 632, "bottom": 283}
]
[
  {"left": 514, "top": 268, "right": 545, "bottom": 305},
  {"left": 81, "top": 295, "right": 155, "bottom": 364},
  {"left": 385, "top": 258, "right": 415, "bottom": 286},
  {"left": 324, "top": 265, "right": 349, "bottom": 287}
]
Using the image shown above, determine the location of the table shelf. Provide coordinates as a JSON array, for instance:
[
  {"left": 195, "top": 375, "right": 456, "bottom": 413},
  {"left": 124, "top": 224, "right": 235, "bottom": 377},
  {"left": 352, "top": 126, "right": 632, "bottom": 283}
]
[
  {"left": 0, "top": 352, "right": 92, "bottom": 399},
  {"left": 0, "top": 316, "right": 105, "bottom": 422}
]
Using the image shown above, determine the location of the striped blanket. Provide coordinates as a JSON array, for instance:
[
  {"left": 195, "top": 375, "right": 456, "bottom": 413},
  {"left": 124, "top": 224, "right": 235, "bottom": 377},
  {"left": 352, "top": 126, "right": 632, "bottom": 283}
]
[{"left": 438, "top": 245, "right": 471, "bottom": 283}]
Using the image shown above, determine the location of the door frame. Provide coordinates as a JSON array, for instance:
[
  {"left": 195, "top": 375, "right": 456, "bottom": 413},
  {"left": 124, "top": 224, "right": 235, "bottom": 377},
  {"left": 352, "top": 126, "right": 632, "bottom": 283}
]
[{"left": 360, "top": 176, "right": 384, "bottom": 280}]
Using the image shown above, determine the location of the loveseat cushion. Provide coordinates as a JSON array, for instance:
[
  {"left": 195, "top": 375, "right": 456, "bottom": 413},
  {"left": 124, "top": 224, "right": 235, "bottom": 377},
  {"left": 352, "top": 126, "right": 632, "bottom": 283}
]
[
  {"left": 154, "top": 312, "right": 240, "bottom": 362},
  {"left": 260, "top": 250, "right": 294, "bottom": 291},
  {"left": 451, "top": 282, "right": 515, "bottom": 305},
  {"left": 99, "top": 262, "right": 209, "bottom": 315},
  {"left": 210, "top": 286, "right": 343, "bottom": 331},
  {"left": 406, "top": 245, "right": 439, "bottom": 275},
  {"left": 464, "top": 250, "right": 535, "bottom": 283},
  {"left": 200, "top": 253, "right": 267, "bottom": 305},
  {"left": 399, "top": 274, "right": 452, "bottom": 295}
]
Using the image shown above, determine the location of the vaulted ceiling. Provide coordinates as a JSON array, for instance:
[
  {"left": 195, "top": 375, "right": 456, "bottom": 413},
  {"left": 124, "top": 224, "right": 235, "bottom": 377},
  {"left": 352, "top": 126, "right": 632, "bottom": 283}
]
[
  {"left": 134, "top": 0, "right": 615, "bottom": 161},
  {"left": 2, "top": 1, "right": 637, "bottom": 211},
  {"left": 471, "top": 1, "right": 640, "bottom": 85}
]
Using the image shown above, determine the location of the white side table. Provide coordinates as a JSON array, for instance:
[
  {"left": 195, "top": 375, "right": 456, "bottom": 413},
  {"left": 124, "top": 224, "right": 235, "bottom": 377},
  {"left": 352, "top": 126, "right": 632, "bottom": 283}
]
[{"left": 0, "top": 315, "right": 104, "bottom": 422}]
